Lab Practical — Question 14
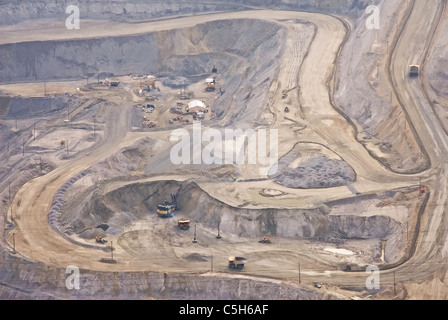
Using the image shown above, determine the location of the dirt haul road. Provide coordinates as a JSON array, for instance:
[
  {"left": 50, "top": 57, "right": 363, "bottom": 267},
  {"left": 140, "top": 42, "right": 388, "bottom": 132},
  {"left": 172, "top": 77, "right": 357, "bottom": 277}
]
[
  {"left": 383, "top": 0, "right": 448, "bottom": 298},
  {"left": 4, "top": 4, "right": 447, "bottom": 298}
]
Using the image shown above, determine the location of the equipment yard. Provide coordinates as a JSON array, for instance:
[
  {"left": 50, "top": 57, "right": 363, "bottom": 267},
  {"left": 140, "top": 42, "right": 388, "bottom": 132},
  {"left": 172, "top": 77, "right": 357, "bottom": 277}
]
[{"left": 1, "top": 0, "right": 448, "bottom": 300}]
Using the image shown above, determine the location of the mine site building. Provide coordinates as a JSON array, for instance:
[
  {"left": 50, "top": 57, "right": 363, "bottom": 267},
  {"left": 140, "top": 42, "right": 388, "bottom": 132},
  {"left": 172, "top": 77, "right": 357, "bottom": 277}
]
[{"left": 187, "top": 100, "right": 207, "bottom": 113}]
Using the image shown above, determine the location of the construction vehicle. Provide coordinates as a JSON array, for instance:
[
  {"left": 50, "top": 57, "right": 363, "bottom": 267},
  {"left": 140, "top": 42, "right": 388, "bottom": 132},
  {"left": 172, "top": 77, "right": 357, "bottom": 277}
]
[
  {"left": 205, "top": 78, "right": 216, "bottom": 92},
  {"left": 147, "top": 104, "right": 155, "bottom": 113},
  {"left": 178, "top": 218, "right": 190, "bottom": 230},
  {"left": 143, "top": 120, "right": 156, "bottom": 128},
  {"left": 95, "top": 235, "right": 107, "bottom": 244},
  {"left": 228, "top": 256, "right": 247, "bottom": 270},
  {"left": 169, "top": 116, "right": 183, "bottom": 124},
  {"left": 108, "top": 78, "right": 120, "bottom": 87},
  {"left": 258, "top": 237, "right": 272, "bottom": 244},
  {"left": 157, "top": 187, "right": 180, "bottom": 218},
  {"left": 409, "top": 65, "right": 420, "bottom": 77},
  {"left": 170, "top": 107, "right": 183, "bottom": 115}
]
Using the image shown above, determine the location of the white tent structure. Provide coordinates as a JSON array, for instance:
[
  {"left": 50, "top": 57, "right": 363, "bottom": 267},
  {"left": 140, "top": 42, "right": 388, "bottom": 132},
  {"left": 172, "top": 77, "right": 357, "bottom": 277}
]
[{"left": 187, "top": 100, "right": 207, "bottom": 112}]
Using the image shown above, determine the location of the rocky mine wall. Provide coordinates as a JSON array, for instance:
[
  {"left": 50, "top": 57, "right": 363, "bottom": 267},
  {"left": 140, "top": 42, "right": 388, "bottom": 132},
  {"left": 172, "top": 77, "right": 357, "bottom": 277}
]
[
  {"left": 0, "top": 251, "right": 332, "bottom": 299},
  {"left": 60, "top": 180, "right": 404, "bottom": 244},
  {"left": 0, "top": 0, "right": 377, "bottom": 26},
  {"left": 0, "top": 19, "right": 281, "bottom": 83}
]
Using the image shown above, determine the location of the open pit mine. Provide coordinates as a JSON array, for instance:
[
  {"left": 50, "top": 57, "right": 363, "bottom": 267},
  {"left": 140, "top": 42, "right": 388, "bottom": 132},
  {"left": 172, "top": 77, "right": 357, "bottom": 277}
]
[{"left": 1, "top": 0, "right": 448, "bottom": 301}]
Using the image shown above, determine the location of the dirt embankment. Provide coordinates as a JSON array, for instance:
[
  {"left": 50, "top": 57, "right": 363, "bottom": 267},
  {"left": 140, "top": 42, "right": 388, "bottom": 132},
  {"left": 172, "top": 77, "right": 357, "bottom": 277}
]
[
  {"left": 0, "top": 0, "right": 377, "bottom": 27},
  {"left": 0, "top": 19, "right": 283, "bottom": 84},
  {"left": 0, "top": 0, "right": 246, "bottom": 26},
  {"left": 334, "top": 0, "right": 429, "bottom": 173},
  {"left": 0, "top": 250, "right": 335, "bottom": 299},
  {"left": 59, "top": 179, "right": 404, "bottom": 245},
  {"left": 424, "top": 8, "right": 448, "bottom": 134}
]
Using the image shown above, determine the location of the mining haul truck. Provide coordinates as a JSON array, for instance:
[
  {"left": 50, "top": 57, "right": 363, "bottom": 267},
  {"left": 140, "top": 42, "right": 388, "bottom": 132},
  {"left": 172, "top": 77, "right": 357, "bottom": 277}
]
[
  {"left": 178, "top": 218, "right": 190, "bottom": 230},
  {"left": 228, "top": 257, "right": 247, "bottom": 270},
  {"left": 409, "top": 65, "right": 420, "bottom": 77}
]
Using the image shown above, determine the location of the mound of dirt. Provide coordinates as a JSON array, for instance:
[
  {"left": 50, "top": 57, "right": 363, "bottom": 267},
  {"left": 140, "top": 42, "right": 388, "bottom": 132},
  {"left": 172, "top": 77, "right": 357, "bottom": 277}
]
[
  {"left": 183, "top": 253, "right": 209, "bottom": 262},
  {"left": 270, "top": 154, "right": 356, "bottom": 189}
]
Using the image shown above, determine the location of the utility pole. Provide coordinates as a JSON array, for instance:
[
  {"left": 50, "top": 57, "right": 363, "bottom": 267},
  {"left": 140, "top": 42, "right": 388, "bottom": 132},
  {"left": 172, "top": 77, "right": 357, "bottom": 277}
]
[
  {"left": 192, "top": 225, "right": 198, "bottom": 243},
  {"left": 67, "top": 104, "right": 71, "bottom": 126},
  {"left": 66, "top": 140, "right": 69, "bottom": 156},
  {"left": 406, "top": 222, "right": 409, "bottom": 243},
  {"left": 12, "top": 233, "right": 16, "bottom": 253},
  {"left": 111, "top": 241, "right": 114, "bottom": 261},
  {"left": 298, "top": 262, "right": 301, "bottom": 284},
  {"left": 216, "top": 222, "right": 221, "bottom": 239},
  {"left": 22, "top": 138, "right": 25, "bottom": 156},
  {"left": 34, "top": 122, "right": 36, "bottom": 141},
  {"left": 93, "top": 115, "right": 97, "bottom": 137},
  {"left": 211, "top": 254, "right": 213, "bottom": 272},
  {"left": 393, "top": 272, "right": 397, "bottom": 296},
  {"left": 44, "top": 82, "right": 46, "bottom": 96}
]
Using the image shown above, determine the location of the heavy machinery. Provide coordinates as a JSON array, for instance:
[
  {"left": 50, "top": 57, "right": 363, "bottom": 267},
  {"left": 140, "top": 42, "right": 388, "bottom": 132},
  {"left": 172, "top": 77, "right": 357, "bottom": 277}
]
[
  {"left": 157, "top": 187, "right": 180, "bottom": 218},
  {"left": 228, "top": 257, "right": 247, "bottom": 270},
  {"left": 95, "top": 235, "right": 107, "bottom": 244},
  {"left": 108, "top": 78, "right": 120, "bottom": 87},
  {"left": 258, "top": 237, "right": 272, "bottom": 244},
  {"left": 178, "top": 218, "right": 190, "bottom": 230},
  {"left": 205, "top": 78, "right": 216, "bottom": 92},
  {"left": 409, "top": 65, "right": 420, "bottom": 77}
]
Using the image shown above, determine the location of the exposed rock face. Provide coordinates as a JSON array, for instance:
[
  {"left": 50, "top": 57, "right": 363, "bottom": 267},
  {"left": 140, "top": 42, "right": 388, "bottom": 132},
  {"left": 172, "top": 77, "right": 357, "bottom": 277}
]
[
  {"left": 60, "top": 180, "right": 401, "bottom": 242},
  {"left": 0, "top": 0, "right": 373, "bottom": 26},
  {"left": 0, "top": 19, "right": 283, "bottom": 83},
  {"left": 0, "top": 1, "right": 244, "bottom": 25},
  {"left": 0, "top": 251, "right": 333, "bottom": 299},
  {"left": 333, "top": 0, "right": 429, "bottom": 174}
]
